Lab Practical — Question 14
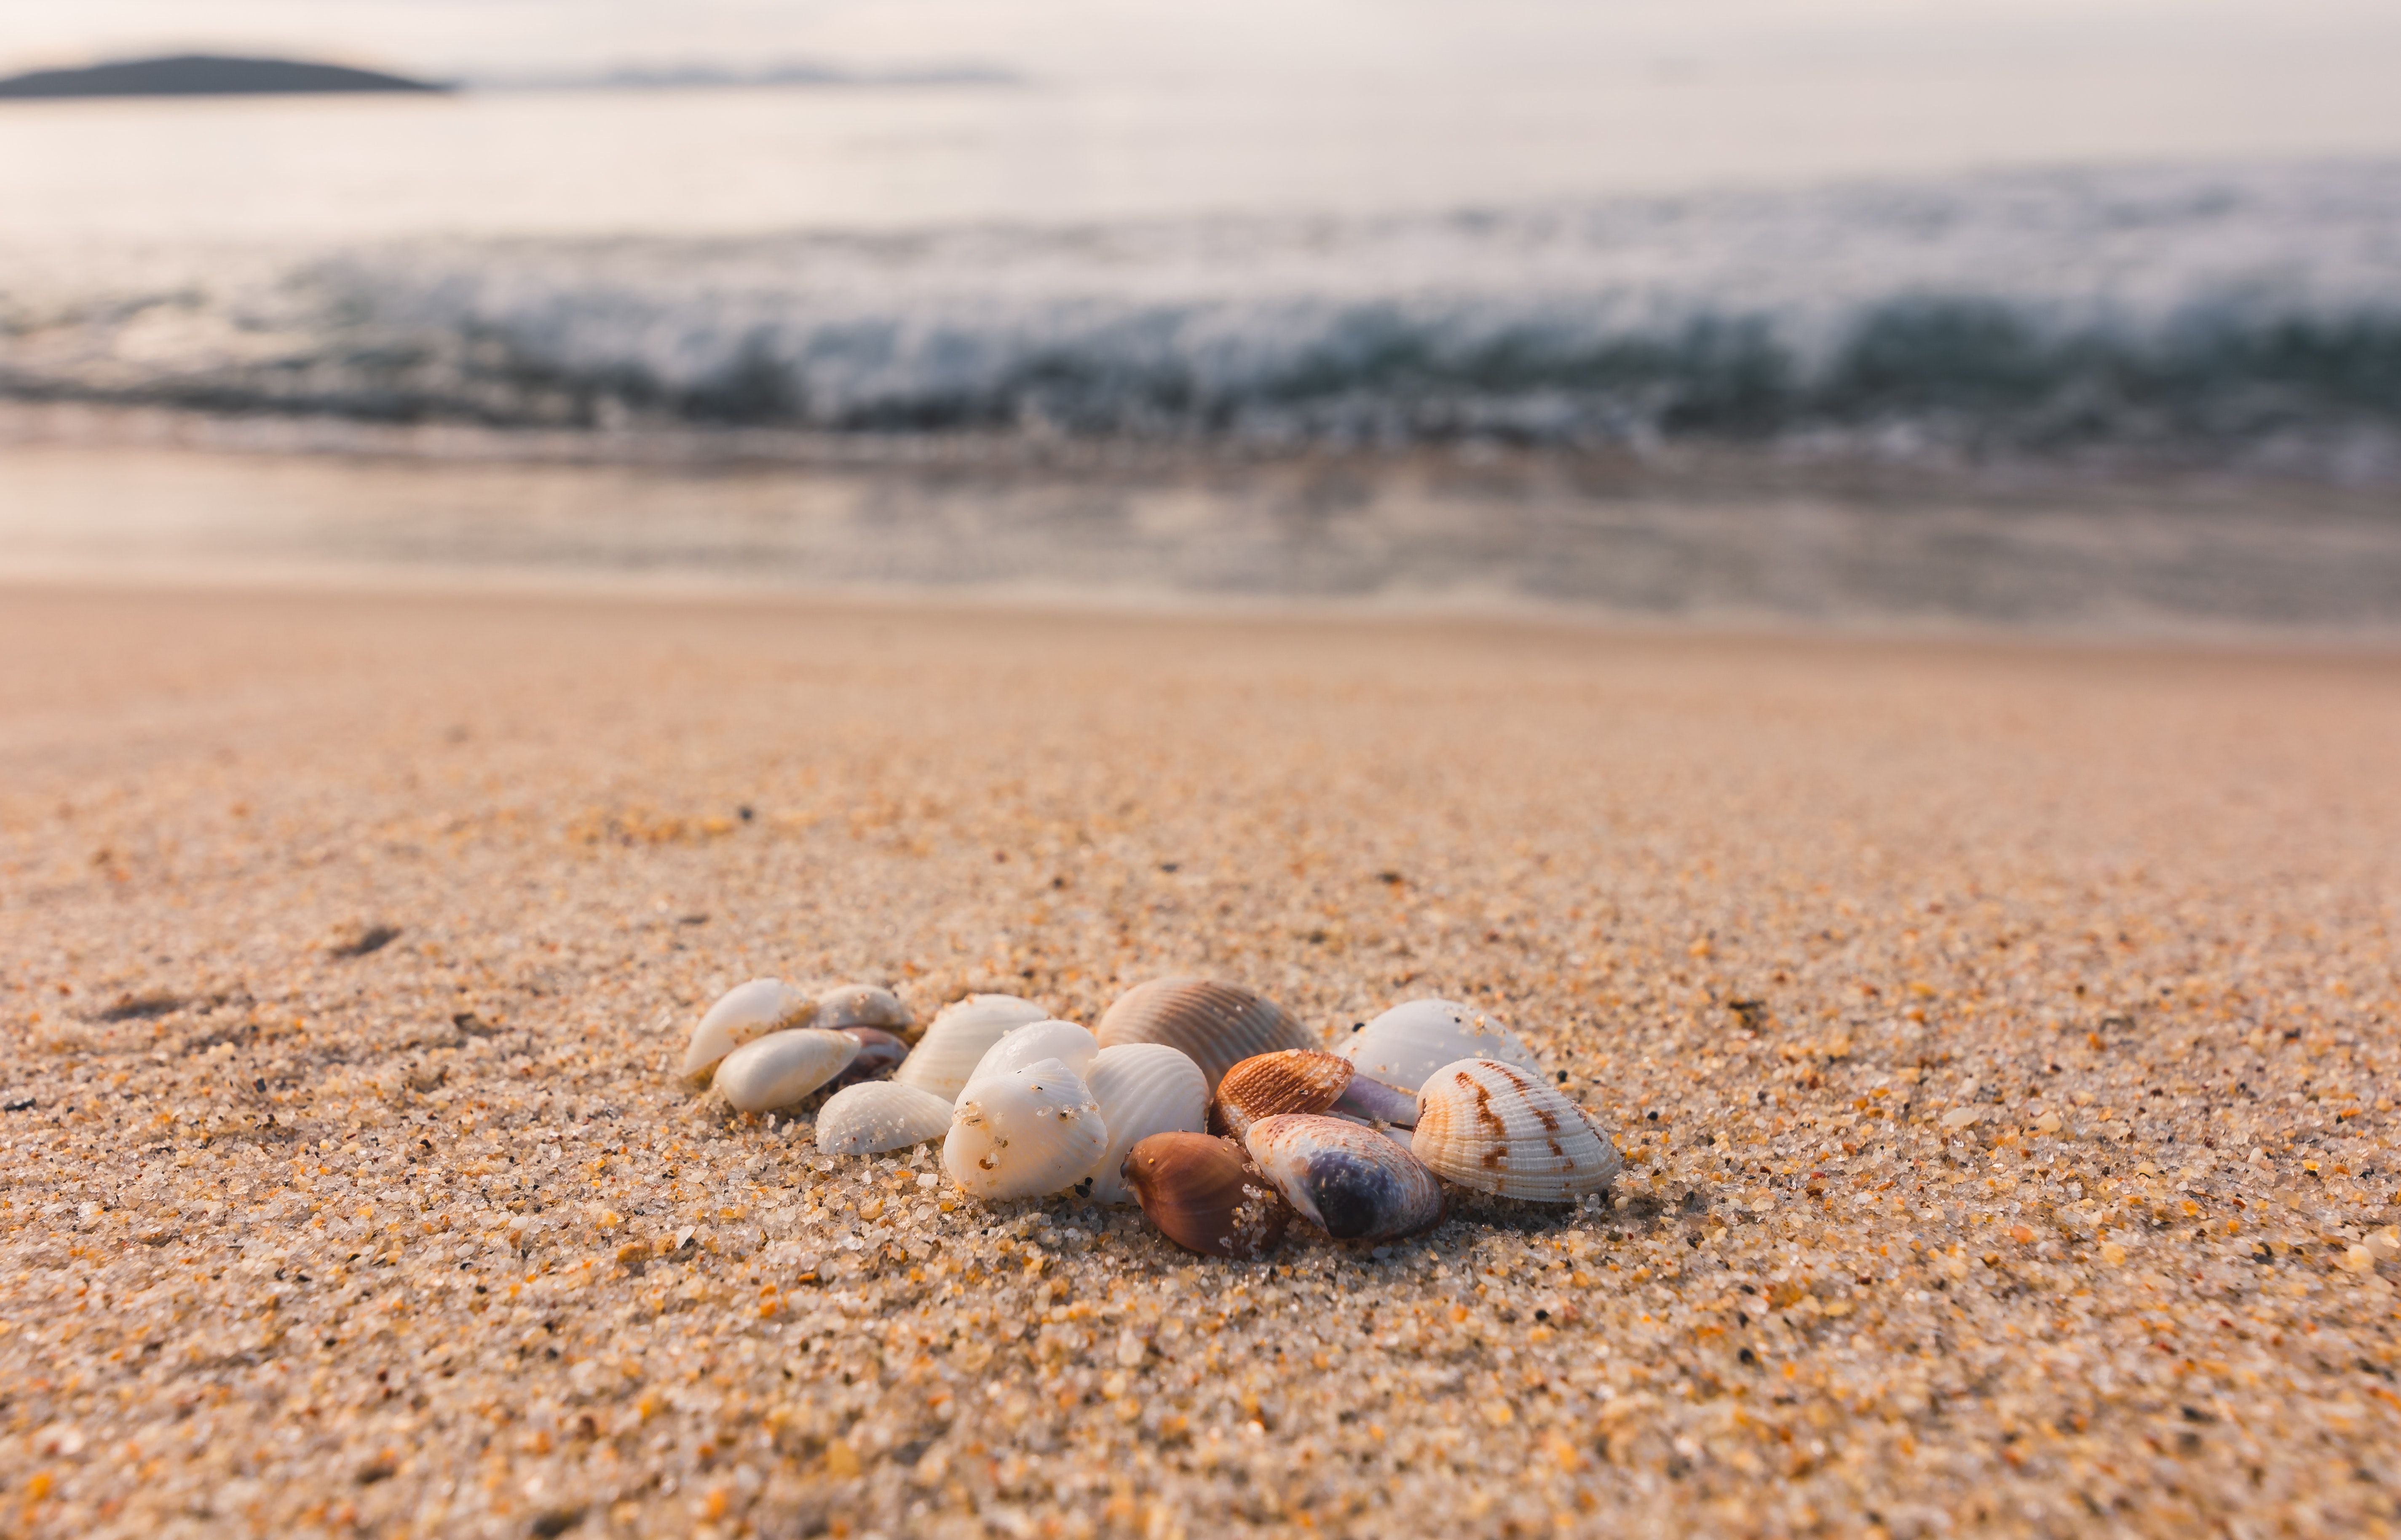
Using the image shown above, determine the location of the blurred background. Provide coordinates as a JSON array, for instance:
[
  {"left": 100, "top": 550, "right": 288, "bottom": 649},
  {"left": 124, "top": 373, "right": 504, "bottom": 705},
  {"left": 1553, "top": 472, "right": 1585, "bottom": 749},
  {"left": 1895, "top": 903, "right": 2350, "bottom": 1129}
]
[{"left": 5, "top": 0, "right": 2401, "bottom": 631}]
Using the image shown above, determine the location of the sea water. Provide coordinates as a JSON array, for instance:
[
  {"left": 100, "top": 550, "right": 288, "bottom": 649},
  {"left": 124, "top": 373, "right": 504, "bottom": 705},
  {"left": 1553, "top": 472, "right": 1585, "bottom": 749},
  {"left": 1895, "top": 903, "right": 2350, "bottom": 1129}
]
[
  {"left": 4, "top": 63, "right": 2401, "bottom": 626},
  {"left": 4, "top": 66, "right": 2400, "bottom": 468}
]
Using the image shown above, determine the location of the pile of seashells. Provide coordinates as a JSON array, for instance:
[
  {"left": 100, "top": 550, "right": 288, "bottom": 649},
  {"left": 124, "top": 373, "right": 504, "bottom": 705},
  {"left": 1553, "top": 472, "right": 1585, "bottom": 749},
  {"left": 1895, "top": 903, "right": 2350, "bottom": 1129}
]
[{"left": 677, "top": 977, "right": 1622, "bottom": 1259}]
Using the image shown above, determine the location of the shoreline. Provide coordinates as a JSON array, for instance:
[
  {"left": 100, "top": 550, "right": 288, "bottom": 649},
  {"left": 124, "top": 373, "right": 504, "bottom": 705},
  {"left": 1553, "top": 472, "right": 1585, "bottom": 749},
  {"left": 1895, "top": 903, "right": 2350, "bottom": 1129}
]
[{"left": 7, "top": 422, "right": 2401, "bottom": 645}]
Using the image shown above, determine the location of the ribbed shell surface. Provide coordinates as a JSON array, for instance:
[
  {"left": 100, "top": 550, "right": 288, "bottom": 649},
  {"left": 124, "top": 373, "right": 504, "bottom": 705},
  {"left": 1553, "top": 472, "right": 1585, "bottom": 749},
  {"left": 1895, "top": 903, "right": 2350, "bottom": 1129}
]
[
  {"left": 894, "top": 994, "right": 1047, "bottom": 1101},
  {"left": 1210, "top": 1049, "right": 1352, "bottom": 1140},
  {"left": 1082, "top": 1043, "right": 1210, "bottom": 1203},
  {"left": 1411, "top": 1059, "right": 1621, "bottom": 1201},
  {"left": 1095, "top": 978, "right": 1313, "bottom": 1093},
  {"left": 814, "top": 1080, "right": 955, "bottom": 1155}
]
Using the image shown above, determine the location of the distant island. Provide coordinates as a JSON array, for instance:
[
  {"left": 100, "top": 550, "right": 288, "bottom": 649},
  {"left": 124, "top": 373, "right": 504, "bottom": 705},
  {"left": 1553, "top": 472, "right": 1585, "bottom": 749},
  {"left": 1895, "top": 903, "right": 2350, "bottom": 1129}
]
[{"left": 0, "top": 54, "right": 448, "bottom": 100}]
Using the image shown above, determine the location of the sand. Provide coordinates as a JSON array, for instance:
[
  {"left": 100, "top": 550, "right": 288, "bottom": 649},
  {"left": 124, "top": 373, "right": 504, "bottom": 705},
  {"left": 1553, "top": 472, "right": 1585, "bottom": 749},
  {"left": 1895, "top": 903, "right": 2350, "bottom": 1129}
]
[{"left": 2, "top": 582, "right": 2397, "bottom": 1539}]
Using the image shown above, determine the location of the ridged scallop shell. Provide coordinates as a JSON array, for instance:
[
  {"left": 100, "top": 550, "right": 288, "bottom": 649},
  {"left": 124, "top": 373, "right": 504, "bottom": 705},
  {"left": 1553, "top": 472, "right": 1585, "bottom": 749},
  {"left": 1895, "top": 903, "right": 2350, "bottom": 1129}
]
[
  {"left": 893, "top": 994, "right": 1048, "bottom": 1101},
  {"left": 713, "top": 1027, "right": 860, "bottom": 1113},
  {"left": 681, "top": 978, "right": 814, "bottom": 1080},
  {"left": 964, "top": 1020, "right": 1097, "bottom": 1097},
  {"left": 942, "top": 1058, "right": 1108, "bottom": 1200},
  {"left": 1411, "top": 1059, "right": 1621, "bottom": 1202},
  {"left": 815, "top": 1080, "right": 954, "bottom": 1156},
  {"left": 1082, "top": 1044, "right": 1210, "bottom": 1204},
  {"left": 1211, "top": 1049, "right": 1350, "bottom": 1140},
  {"left": 1212, "top": 1049, "right": 1421, "bottom": 1139},
  {"left": 815, "top": 983, "right": 913, "bottom": 1033},
  {"left": 1122, "top": 1132, "right": 1291, "bottom": 1259},
  {"left": 1338, "top": 999, "right": 1543, "bottom": 1094},
  {"left": 1244, "top": 1113, "right": 1444, "bottom": 1242},
  {"left": 1095, "top": 978, "right": 1313, "bottom": 1093}
]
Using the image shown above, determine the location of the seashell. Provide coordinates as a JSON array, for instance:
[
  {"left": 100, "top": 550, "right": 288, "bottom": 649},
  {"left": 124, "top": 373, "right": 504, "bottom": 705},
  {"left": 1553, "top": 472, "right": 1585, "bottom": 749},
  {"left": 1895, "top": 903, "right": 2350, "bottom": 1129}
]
[
  {"left": 1411, "top": 1059, "right": 1622, "bottom": 1202},
  {"left": 1210, "top": 1049, "right": 1418, "bottom": 1141},
  {"left": 1095, "top": 978, "right": 1312, "bottom": 1094},
  {"left": 713, "top": 1028, "right": 860, "bottom": 1113},
  {"left": 1121, "top": 1132, "right": 1291, "bottom": 1259},
  {"left": 815, "top": 1079, "right": 954, "bottom": 1156},
  {"left": 681, "top": 978, "right": 814, "bottom": 1081},
  {"left": 823, "top": 1026, "right": 910, "bottom": 1093},
  {"left": 894, "top": 994, "right": 1048, "bottom": 1101},
  {"left": 815, "top": 983, "right": 913, "bottom": 1033},
  {"left": 1081, "top": 1044, "right": 1209, "bottom": 1204},
  {"left": 963, "top": 1019, "right": 1097, "bottom": 1097},
  {"left": 1243, "top": 1113, "right": 1444, "bottom": 1242},
  {"left": 942, "top": 1058, "right": 1108, "bottom": 1200},
  {"left": 1338, "top": 998, "right": 1543, "bottom": 1095}
]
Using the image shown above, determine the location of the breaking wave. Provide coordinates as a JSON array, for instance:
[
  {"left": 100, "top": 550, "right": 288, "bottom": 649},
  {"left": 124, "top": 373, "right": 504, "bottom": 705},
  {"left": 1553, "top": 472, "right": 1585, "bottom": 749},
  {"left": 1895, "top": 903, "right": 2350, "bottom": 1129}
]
[{"left": 7, "top": 160, "right": 2401, "bottom": 466}]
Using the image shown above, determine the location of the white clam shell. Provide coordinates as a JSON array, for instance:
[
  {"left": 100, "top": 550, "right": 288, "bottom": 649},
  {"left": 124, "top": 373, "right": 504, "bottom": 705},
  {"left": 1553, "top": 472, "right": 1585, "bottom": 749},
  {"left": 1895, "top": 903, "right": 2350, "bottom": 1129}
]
[
  {"left": 894, "top": 994, "right": 1048, "bottom": 1101},
  {"left": 815, "top": 982, "right": 914, "bottom": 1032},
  {"left": 1339, "top": 999, "right": 1543, "bottom": 1095},
  {"left": 962, "top": 1019, "right": 1097, "bottom": 1097},
  {"left": 1082, "top": 1043, "right": 1210, "bottom": 1204},
  {"left": 713, "top": 1027, "right": 860, "bottom": 1113},
  {"left": 1410, "top": 1058, "right": 1621, "bottom": 1202},
  {"left": 815, "top": 1080, "right": 955, "bottom": 1156},
  {"left": 942, "top": 1058, "right": 1109, "bottom": 1200},
  {"left": 681, "top": 978, "right": 814, "bottom": 1080}
]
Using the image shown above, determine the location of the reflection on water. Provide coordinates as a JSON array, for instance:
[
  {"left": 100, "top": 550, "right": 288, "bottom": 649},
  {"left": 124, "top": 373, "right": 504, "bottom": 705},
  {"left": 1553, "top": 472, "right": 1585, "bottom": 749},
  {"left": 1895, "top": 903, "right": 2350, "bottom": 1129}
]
[{"left": 5, "top": 422, "right": 2397, "bottom": 636}]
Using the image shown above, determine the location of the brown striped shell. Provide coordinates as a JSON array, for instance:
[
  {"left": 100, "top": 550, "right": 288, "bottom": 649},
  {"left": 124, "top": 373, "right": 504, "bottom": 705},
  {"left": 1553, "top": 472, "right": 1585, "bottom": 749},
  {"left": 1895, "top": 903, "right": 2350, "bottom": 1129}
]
[
  {"left": 1410, "top": 1058, "right": 1622, "bottom": 1202},
  {"left": 1210, "top": 1048, "right": 1420, "bottom": 1139},
  {"left": 1210, "top": 1049, "right": 1353, "bottom": 1139},
  {"left": 1095, "top": 978, "right": 1312, "bottom": 1093},
  {"left": 1122, "top": 1132, "right": 1292, "bottom": 1259}
]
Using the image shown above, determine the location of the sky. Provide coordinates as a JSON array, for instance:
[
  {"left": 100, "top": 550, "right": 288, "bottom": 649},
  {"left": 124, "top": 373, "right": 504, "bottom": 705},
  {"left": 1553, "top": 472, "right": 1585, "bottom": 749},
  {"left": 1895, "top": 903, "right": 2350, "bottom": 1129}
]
[{"left": 8, "top": 0, "right": 2401, "bottom": 88}]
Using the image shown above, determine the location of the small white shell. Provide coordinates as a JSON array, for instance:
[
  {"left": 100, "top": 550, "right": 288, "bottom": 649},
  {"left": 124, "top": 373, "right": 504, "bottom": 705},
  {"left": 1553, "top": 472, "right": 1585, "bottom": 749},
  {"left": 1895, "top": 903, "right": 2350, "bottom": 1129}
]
[
  {"left": 1411, "top": 1058, "right": 1621, "bottom": 1202},
  {"left": 1081, "top": 1043, "right": 1210, "bottom": 1204},
  {"left": 816, "top": 982, "right": 913, "bottom": 1032},
  {"left": 942, "top": 1058, "right": 1108, "bottom": 1201},
  {"left": 1339, "top": 999, "right": 1543, "bottom": 1094},
  {"left": 713, "top": 1028, "right": 860, "bottom": 1113},
  {"left": 815, "top": 1080, "right": 955, "bottom": 1156},
  {"left": 894, "top": 994, "right": 1048, "bottom": 1101},
  {"left": 962, "top": 1019, "right": 1097, "bottom": 1097},
  {"left": 682, "top": 978, "right": 814, "bottom": 1081}
]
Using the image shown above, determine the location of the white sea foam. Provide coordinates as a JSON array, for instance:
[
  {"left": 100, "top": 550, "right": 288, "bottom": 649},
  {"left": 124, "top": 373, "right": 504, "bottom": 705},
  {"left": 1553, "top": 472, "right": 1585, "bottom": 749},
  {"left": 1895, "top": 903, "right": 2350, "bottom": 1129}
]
[{"left": 4, "top": 161, "right": 2398, "bottom": 458}]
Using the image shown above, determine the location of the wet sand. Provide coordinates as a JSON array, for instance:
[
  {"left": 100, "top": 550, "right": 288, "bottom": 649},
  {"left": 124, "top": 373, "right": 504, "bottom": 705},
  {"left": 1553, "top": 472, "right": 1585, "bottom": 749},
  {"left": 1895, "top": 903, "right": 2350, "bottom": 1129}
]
[
  {"left": 7, "top": 425, "right": 2401, "bottom": 636},
  {"left": 2, "top": 584, "right": 2397, "bottom": 1538}
]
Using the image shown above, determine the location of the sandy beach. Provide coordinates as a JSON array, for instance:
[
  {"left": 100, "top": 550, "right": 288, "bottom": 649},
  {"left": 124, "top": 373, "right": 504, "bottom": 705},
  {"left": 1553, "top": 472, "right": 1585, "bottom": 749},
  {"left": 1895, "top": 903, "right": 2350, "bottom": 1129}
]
[{"left": 3, "top": 581, "right": 2398, "bottom": 1539}]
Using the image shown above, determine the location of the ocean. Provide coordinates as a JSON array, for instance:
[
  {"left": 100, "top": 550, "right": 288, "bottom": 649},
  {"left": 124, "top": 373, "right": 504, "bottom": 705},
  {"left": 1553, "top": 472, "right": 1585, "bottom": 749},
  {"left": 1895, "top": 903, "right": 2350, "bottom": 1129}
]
[{"left": 5, "top": 70, "right": 2400, "bottom": 627}]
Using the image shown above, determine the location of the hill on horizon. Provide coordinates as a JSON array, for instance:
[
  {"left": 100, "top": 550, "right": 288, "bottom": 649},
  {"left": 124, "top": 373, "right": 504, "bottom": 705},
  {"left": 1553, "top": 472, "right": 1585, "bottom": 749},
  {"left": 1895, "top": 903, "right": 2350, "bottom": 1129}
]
[{"left": 0, "top": 54, "right": 447, "bottom": 100}]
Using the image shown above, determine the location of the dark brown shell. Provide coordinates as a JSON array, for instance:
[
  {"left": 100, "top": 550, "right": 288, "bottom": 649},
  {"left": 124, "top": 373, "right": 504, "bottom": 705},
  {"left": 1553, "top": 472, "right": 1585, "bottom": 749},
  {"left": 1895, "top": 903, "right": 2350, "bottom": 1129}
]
[
  {"left": 1122, "top": 1132, "right": 1291, "bottom": 1259},
  {"left": 1210, "top": 1049, "right": 1353, "bottom": 1139},
  {"left": 823, "top": 1026, "right": 910, "bottom": 1093},
  {"left": 1096, "top": 979, "right": 1312, "bottom": 1094}
]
